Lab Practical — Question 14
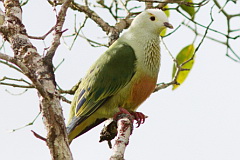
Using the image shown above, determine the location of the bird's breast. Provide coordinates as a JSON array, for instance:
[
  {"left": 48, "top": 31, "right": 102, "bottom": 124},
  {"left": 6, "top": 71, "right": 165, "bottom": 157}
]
[{"left": 125, "top": 74, "right": 157, "bottom": 111}]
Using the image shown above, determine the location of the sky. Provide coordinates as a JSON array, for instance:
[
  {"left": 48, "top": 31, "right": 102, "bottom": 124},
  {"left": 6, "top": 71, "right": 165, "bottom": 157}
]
[{"left": 0, "top": 1, "right": 240, "bottom": 160}]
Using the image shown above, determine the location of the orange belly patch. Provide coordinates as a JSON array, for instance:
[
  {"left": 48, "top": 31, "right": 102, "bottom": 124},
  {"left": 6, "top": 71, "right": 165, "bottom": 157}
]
[{"left": 129, "top": 75, "right": 157, "bottom": 110}]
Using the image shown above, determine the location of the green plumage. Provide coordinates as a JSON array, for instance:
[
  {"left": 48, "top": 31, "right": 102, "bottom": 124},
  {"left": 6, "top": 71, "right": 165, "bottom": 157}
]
[
  {"left": 67, "top": 9, "right": 172, "bottom": 143},
  {"left": 67, "top": 42, "right": 136, "bottom": 139}
]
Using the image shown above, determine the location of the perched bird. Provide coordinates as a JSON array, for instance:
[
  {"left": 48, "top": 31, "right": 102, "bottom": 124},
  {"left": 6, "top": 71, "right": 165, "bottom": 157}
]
[{"left": 67, "top": 9, "right": 173, "bottom": 143}]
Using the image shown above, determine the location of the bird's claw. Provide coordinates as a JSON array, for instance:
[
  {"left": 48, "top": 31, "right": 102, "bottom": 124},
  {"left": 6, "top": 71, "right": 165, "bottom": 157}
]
[
  {"left": 113, "top": 107, "right": 147, "bottom": 128},
  {"left": 131, "top": 112, "right": 146, "bottom": 128}
]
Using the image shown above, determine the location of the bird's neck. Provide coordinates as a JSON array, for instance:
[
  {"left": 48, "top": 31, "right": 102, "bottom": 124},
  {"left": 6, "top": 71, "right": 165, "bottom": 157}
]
[
  {"left": 120, "top": 29, "right": 161, "bottom": 77},
  {"left": 143, "top": 37, "right": 160, "bottom": 75}
]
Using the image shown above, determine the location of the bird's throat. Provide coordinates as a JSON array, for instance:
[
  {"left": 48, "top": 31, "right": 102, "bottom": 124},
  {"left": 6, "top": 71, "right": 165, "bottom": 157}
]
[{"left": 143, "top": 38, "right": 160, "bottom": 76}]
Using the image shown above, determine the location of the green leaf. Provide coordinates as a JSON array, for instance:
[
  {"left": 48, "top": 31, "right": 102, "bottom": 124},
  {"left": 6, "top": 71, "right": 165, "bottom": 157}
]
[
  {"left": 172, "top": 44, "right": 195, "bottom": 90},
  {"left": 160, "top": 28, "right": 167, "bottom": 37},
  {"left": 180, "top": 0, "right": 195, "bottom": 19},
  {"left": 163, "top": 5, "right": 170, "bottom": 17},
  {"left": 160, "top": 5, "right": 170, "bottom": 37}
]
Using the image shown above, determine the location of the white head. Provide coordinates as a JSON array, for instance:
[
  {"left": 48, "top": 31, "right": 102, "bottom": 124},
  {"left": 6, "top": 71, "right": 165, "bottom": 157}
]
[{"left": 130, "top": 9, "right": 173, "bottom": 35}]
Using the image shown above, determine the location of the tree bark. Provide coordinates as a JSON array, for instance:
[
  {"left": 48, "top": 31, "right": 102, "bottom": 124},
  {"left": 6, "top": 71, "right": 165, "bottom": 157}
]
[
  {"left": 110, "top": 115, "right": 133, "bottom": 160},
  {"left": 0, "top": 0, "right": 73, "bottom": 159}
]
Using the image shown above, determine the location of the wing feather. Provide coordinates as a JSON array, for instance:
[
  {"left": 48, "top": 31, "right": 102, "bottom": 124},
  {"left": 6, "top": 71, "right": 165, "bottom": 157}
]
[{"left": 67, "top": 42, "right": 136, "bottom": 133}]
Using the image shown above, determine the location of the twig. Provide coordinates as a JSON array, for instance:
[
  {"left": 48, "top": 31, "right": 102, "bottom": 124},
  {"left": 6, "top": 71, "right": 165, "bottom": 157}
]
[
  {"left": 63, "top": 31, "right": 108, "bottom": 47},
  {"left": 0, "top": 76, "right": 31, "bottom": 85},
  {"left": 5, "top": 88, "right": 28, "bottom": 96},
  {"left": 162, "top": 24, "right": 181, "bottom": 38},
  {"left": 154, "top": 38, "right": 179, "bottom": 92},
  {"left": 11, "top": 112, "right": 41, "bottom": 132},
  {"left": 96, "top": 0, "right": 118, "bottom": 20},
  {"left": 31, "top": 130, "right": 47, "bottom": 142},
  {"left": 181, "top": 21, "right": 226, "bottom": 45},
  {"left": 0, "top": 82, "right": 33, "bottom": 88},
  {"left": 161, "top": 37, "right": 175, "bottom": 62},
  {"left": 58, "top": 79, "right": 82, "bottom": 95},
  {"left": 70, "top": 1, "right": 133, "bottom": 45},
  {"left": 119, "top": 0, "right": 130, "bottom": 15},
  {"left": 155, "top": 6, "right": 214, "bottom": 92},
  {"left": 136, "top": 0, "right": 210, "bottom": 8},
  {"left": 60, "top": 95, "right": 71, "bottom": 104},
  {"left": 179, "top": 6, "right": 214, "bottom": 75},
  {"left": 69, "top": 16, "right": 88, "bottom": 50},
  {"left": 176, "top": 8, "right": 239, "bottom": 40},
  {"left": 28, "top": 26, "right": 55, "bottom": 40},
  {"left": 0, "top": 49, "right": 35, "bottom": 79},
  {"left": 0, "top": 76, "right": 34, "bottom": 88},
  {"left": 79, "top": 33, "right": 109, "bottom": 47},
  {"left": 45, "top": 0, "right": 72, "bottom": 59},
  {"left": 71, "top": 2, "right": 116, "bottom": 35},
  {"left": 54, "top": 58, "right": 65, "bottom": 72},
  {"left": 0, "top": 59, "right": 22, "bottom": 73},
  {"left": 212, "top": 0, "right": 240, "bottom": 61},
  {"left": 154, "top": 81, "right": 177, "bottom": 91},
  {"left": 194, "top": 5, "right": 214, "bottom": 54}
]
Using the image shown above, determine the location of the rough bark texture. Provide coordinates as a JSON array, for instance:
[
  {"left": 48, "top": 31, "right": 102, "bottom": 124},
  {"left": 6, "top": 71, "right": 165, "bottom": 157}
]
[
  {"left": 0, "top": 0, "right": 73, "bottom": 159},
  {"left": 110, "top": 116, "right": 133, "bottom": 160}
]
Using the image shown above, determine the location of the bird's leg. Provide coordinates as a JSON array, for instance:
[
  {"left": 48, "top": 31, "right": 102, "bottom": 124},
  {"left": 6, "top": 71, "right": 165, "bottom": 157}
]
[
  {"left": 113, "top": 107, "right": 134, "bottom": 122},
  {"left": 113, "top": 107, "right": 147, "bottom": 128}
]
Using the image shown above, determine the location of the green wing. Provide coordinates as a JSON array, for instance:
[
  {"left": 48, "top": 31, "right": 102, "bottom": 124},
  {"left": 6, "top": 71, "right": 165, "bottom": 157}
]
[{"left": 67, "top": 42, "right": 136, "bottom": 133}]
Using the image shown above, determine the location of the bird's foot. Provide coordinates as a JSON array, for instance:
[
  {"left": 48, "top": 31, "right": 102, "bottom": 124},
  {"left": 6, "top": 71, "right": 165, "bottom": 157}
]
[
  {"left": 113, "top": 107, "right": 147, "bottom": 128},
  {"left": 113, "top": 107, "right": 134, "bottom": 122},
  {"left": 130, "top": 111, "right": 147, "bottom": 128},
  {"left": 131, "top": 112, "right": 147, "bottom": 128}
]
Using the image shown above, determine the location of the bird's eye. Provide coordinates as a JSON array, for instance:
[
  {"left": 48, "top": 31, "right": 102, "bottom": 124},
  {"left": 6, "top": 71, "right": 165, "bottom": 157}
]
[{"left": 150, "top": 16, "right": 155, "bottom": 21}]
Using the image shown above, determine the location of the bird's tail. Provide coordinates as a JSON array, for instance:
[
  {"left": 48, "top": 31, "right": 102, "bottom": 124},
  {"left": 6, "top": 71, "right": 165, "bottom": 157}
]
[{"left": 67, "top": 115, "right": 106, "bottom": 143}]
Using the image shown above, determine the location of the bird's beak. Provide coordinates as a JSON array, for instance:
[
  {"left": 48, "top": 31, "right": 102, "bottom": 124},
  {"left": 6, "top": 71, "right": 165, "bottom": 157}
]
[{"left": 164, "top": 22, "right": 173, "bottom": 29}]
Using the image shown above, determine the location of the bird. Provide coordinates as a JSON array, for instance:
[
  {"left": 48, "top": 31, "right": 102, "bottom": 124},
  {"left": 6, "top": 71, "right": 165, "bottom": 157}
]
[{"left": 67, "top": 9, "right": 173, "bottom": 143}]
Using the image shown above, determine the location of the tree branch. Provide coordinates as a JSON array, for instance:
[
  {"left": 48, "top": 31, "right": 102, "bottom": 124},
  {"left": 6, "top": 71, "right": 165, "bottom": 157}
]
[
  {"left": 11, "top": 112, "right": 41, "bottom": 132},
  {"left": 109, "top": 114, "right": 133, "bottom": 160},
  {"left": 0, "top": 1, "right": 73, "bottom": 159},
  {"left": 28, "top": 26, "right": 55, "bottom": 40},
  {"left": 46, "top": 0, "right": 72, "bottom": 59},
  {"left": 0, "top": 76, "right": 34, "bottom": 88},
  {"left": 70, "top": 1, "right": 116, "bottom": 34},
  {"left": 0, "top": 59, "right": 22, "bottom": 73}
]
